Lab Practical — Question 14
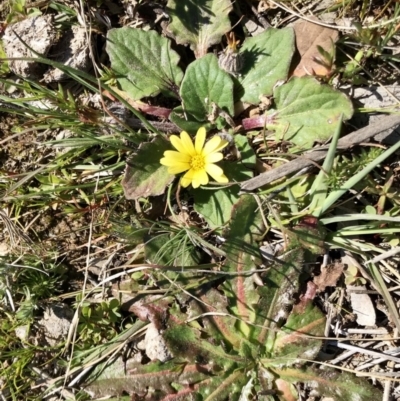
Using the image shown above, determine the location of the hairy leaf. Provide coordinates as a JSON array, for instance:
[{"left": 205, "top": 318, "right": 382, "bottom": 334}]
[
  {"left": 256, "top": 217, "right": 326, "bottom": 352},
  {"left": 166, "top": 0, "right": 232, "bottom": 58},
  {"left": 274, "top": 367, "right": 382, "bottom": 401},
  {"left": 122, "top": 137, "right": 174, "bottom": 200},
  {"left": 193, "top": 162, "right": 252, "bottom": 229},
  {"left": 189, "top": 288, "right": 243, "bottom": 348},
  {"left": 107, "top": 27, "right": 183, "bottom": 100},
  {"left": 163, "top": 323, "right": 242, "bottom": 368},
  {"left": 202, "top": 369, "right": 249, "bottom": 401},
  {"left": 180, "top": 54, "right": 234, "bottom": 125},
  {"left": 234, "top": 134, "right": 257, "bottom": 169},
  {"left": 169, "top": 106, "right": 212, "bottom": 134},
  {"left": 222, "top": 195, "right": 264, "bottom": 336},
  {"left": 256, "top": 247, "right": 305, "bottom": 351},
  {"left": 238, "top": 28, "right": 295, "bottom": 104},
  {"left": 266, "top": 76, "right": 353, "bottom": 151},
  {"left": 86, "top": 359, "right": 210, "bottom": 398},
  {"left": 268, "top": 301, "right": 325, "bottom": 368}
]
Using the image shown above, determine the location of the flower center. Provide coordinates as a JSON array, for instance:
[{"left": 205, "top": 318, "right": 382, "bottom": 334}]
[{"left": 190, "top": 154, "right": 206, "bottom": 171}]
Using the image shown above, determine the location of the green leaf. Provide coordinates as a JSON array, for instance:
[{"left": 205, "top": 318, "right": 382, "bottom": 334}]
[
  {"left": 237, "top": 28, "right": 295, "bottom": 104},
  {"left": 221, "top": 195, "right": 264, "bottom": 336},
  {"left": 163, "top": 324, "right": 241, "bottom": 369},
  {"left": 106, "top": 27, "right": 183, "bottom": 100},
  {"left": 256, "top": 218, "right": 326, "bottom": 350},
  {"left": 180, "top": 54, "right": 234, "bottom": 125},
  {"left": 201, "top": 370, "right": 249, "bottom": 401},
  {"left": 191, "top": 288, "right": 243, "bottom": 348},
  {"left": 122, "top": 137, "right": 174, "bottom": 200},
  {"left": 266, "top": 76, "right": 353, "bottom": 151},
  {"left": 166, "top": 0, "right": 232, "bottom": 58},
  {"left": 274, "top": 367, "right": 382, "bottom": 401},
  {"left": 169, "top": 106, "right": 213, "bottom": 134},
  {"left": 222, "top": 195, "right": 264, "bottom": 270},
  {"left": 270, "top": 301, "right": 325, "bottom": 367},
  {"left": 193, "top": 162, "right": 252, "bottom": 229},
  {"left": 234, "top": 134, "right": 257, "bottom": 168},
  {"left": 86, "top": 359, "right": 209, "bottom": 398},
  {"left": 256, "top": 247, "right": 305, "bottom": 351}
]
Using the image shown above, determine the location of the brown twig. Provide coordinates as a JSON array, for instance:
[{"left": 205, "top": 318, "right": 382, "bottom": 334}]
[{"left": 240, "top": 114, "right": 400, "bottom": 192}]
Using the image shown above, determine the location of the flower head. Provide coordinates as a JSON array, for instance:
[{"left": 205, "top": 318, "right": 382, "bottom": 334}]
[{"left": 160, "top": 127, "right": 229, "bottom": 188}]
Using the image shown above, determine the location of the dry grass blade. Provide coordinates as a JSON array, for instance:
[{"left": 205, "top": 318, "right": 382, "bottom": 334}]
[
  {"left": 369, "top": 262, "right": 400, "bottom": 333},
  {"left": 0, "top": 209, "right": 32, "bottom": 248}
]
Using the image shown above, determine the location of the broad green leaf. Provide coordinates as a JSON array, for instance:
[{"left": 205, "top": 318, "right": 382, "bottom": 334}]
[
  {"left": 166, "top": 0, "right": 232, "bottom": 58},
  {"left": 234, "top": 134, "right": 257, "bottom": 168},
  {"left": 256, "top": 217, "right": 326, "bottom": 351},
  {"left": 266, "top": 76, "right": 353, "bottom": 151},
  {"left": 222, "top": 195, "right": 264, "bottom": 270},
  {"left": 290, "top": 217, "right": 326, "bottom": 255},
  {"left": 222, "top": 195, "right": 264, "bottom": 336},
  {"left": 189, "top": 288, "right": 243, "bottom": 348},
  {"left": 269, "top": 301, "right": 325, "bottom": 367},
  {"left": 180, "top": 54, "right": 234, "bottom": 124},
  {"left": 256, "top": 247, "right": 305, "bottom": 351},
  {"left": 274, "top": 367, "right": 382, "bottom": 401},
  {"left": 237, "top": 28, "right": 295, "bottom": 104},
  {"left": 201, "top": 370, "right": 249, "bottom": 401},
  {"left": 86, "top": 359, "right": 209, "bottom": 398},
  {"left": 106, "top": 27, "right": 183, "bottom": 100},
  {"left": 163, "top": 324, "right": 241, "bottom": 369},
  {"left": 122, "top": 137, "right": 174, "bottom": 200},
  {"left": 169, "top": 106, "right": 213, "bottom": 134},
  {"left": 193, "top": 162, "right": 252, "bottom": 229}
]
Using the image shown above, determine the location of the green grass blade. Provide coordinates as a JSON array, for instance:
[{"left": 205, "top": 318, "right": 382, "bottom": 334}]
[
  {"left": 368, "top": 262, "right": 400, "bottom": 332},
  {"left": 321, "top": 139, "right": 400, "bottom": 215},
  {"left": 309, "top": 115, "right": 342, "bottom": 217},
  {"left": 321, "top": 214, "right": 400, "bottom": 224}
]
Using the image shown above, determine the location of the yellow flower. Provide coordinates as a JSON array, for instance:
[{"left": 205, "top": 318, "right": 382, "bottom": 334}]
[{"left": 160, "top": 127, "right": 229, "bottom": 188}]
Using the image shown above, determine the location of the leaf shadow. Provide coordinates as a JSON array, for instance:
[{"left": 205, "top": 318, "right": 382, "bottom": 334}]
[{"left": 167, "top": 0, "right": 214, "bottom": 36}]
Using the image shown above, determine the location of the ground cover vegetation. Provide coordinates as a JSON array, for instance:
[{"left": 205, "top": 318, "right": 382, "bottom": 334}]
[{"left": 0, "top": 0, "right": 400, "bottom": 400}]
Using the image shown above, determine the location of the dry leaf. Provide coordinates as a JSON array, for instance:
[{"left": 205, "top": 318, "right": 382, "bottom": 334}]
[
  {"left": 313, "top": 263, "right": 344, "bottom": 292},
  {"left": 347, "top": 285, "right": 376, "bottom": 326},
  {"left": 292, "top": 17, "right": 338, "bottom": 77}
]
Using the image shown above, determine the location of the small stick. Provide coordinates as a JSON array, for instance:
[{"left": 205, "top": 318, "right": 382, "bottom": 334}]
[{"left": 241, "top": 114, "right": 400, "bottom": 192}]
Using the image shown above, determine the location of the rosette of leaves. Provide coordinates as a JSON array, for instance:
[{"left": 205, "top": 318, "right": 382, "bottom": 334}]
[
  {"left": 106, "top": 0, "right": 353, "bottom": 151},
  {"left": 87, "top": 197, "right": 380, "bottom": 400}
]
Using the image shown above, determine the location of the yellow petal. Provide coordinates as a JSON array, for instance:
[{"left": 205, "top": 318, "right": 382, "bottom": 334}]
[
  {"left": 213, "top": 173, "right": 229, "bottom": 183},
  {"left": 205, "top": 163, "right": 226, "bottom": 181},
  {"left": 193, "top": 169, "right": 209, "bottom": 187},
  {"left": 164, "top": 150, "right": 191, "bottom": 163},
  {"left": 180, "top": 169, "right": 195, "bottom": 187},
  {"left": 180, "top": 176, "right": 192, "bottom": 187},
  {"left": 205, "top": 152, "right": 223, "bottom": 163},
  {"left": 162, "top": 150, "right": 191, "bottom": 163},
  {"left": 169, "top": 135, "right": 186, "bottom": 154},
  {"left": 180, "top": 131, "right": 196, "bottom": 156},
  {"left": 160, "top": 157, "right": 173, "bottom": 166},
  {"left": 203, "top": 136, "right": 228, "bottom": 156},
  {"left": 195, "top": 127, "right": 206, "bottom": 153},
  {"left": 167, "top": 163, "right": 190, "bottom": 174}
]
